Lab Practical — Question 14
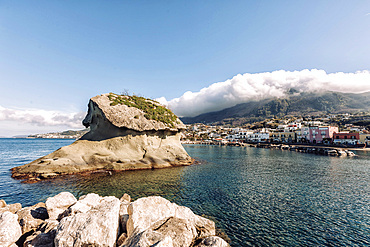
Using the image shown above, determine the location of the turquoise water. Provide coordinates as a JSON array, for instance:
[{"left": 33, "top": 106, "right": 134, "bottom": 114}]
[{"left": 1, "top": 139, "right": 370, "bottom": 246}]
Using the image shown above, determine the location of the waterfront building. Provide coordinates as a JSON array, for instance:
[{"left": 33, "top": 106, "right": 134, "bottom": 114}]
[
  {"left": 248, "top": 130, "right": 270, "bottom": 142},
  {"left": 269, "top": 131, "right": 296, "bottom": 143},
  {"left": 309, "top": 126, "right": 339, "bottom": 144},
  {"left": 333, "top": 132, "right": 360, "bottom": 145},
  {"left": 295, "top": 127, "right": 310, "bottom": 143},
  {"left": 278, "top": 131, "right": 296, "bottom": 143},
  {"left": 359, "top": 133, "right": 370, "bottom": 145}
]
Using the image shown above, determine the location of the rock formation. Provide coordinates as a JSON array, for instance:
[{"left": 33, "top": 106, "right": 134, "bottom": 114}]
[
  {"left": 0, "top": 192, "right": 230, "bottom": 247},
  {"left": 11, "top": 93, "right": 193, "bottom": 181}
]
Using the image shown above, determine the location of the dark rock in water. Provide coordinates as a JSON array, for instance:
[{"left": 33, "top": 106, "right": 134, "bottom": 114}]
[{"left": 11, "top": 93, "right": 193, "bottom": 181}]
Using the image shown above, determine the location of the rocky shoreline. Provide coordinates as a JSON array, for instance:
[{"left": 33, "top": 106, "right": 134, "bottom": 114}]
[{"left": 0, "top": 192, "right": 229, "bottom": 247}]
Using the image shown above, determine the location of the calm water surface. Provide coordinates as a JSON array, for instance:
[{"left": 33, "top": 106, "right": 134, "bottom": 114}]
[{"left": 1, "top": 138, "right": 370, "bottom": 246}]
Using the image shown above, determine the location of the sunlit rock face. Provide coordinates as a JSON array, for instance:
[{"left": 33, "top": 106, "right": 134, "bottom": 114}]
[
  {"left": 11, "top": 93, "right": 193, "bottom": 182},
  {"left": 0, "top": 192, "right": 229, "bottom": 247}
]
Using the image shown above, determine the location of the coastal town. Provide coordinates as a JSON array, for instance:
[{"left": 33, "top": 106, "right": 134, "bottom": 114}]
[
  {"left": 25, "top": 113, "right": 370, "bottom": 149},
  {"left": 180, "top": 113, "right": 370, "bottom": 148}
]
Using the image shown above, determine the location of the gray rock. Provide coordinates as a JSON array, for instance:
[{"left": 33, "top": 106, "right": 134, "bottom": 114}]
[
  {"left": 120, "top": 193, "right": 131, "bottom": 203},
  {"left": 0, "top": 199, "right": 6, "bottom": 208},
  {"left": 150, "top": 217, "right": 197, "bottom": 247},
  {"left": 16, "top": 202, "right": 48, "bottom": 234},
  {"left": 125, "top": 196, "right": 216, "bottom": 246},
  {"left": 0, "top": 202, "right": 22, "bottom": 214},
  {"left": 37, "top": 219, "right": 59, "bottom": 233},
  {"left": 127, "top": 196, "right": 215, "bottom": 239},
  {"left": 127, "top": 196, "right": 177, "bottom": 236},
  {"left": 0, "top": 211, "right": 22, "bottom": 247},
  {"left": 54, "top": 196, "right": 120, "bottom": 247},
  {"left": 59, "top": 193, "right": 103, "bottom": 218},
  {"left": 174, "top": 206, "right": 216, "bottom": 238},
  {"left": 122, "top": 229, "right": 173, "bottom": 247},
  {"left": 23, "top": 218, "right": 59, "bottom": 247},
  {"left": 119, "top": 201, "right": 130, "bottom": 234},
  {"left": 192, "top": 215, "right": 216, "bottom": 239},
  {"left": 194, "top": 236, "right": 230, "bottom": 247},
  {"left": 154, "top": 237, "right": 174, "bottom": 247},
  {"left": 24, "top": 231, "right": 56, "bottom": 247},
  {"left": 45, "top": 192, "right": 77, "bottom": 220},
  {"left": 78, "top": 193, "right": 102, "bottom": 207},
  {"left": 116, "top": 233, "right": 127, "bottom": 247}
]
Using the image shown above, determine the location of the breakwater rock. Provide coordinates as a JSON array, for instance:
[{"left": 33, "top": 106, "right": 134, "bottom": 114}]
[
  {"left": 0, "top": 192, "right": 229, "bottom": 247},
  {"left": 11, "top": 93, "right": 193, "bottom": 182},
  {"left": 251, "top": 143, "right": 356, "bottom": 157}
]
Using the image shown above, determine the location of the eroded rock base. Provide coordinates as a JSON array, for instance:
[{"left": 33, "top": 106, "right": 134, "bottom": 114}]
[{"left": 11, "top": 134, "right": 193, "bottom": 182}]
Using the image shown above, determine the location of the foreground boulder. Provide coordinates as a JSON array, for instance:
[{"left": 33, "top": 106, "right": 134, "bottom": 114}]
[
  {"left": 16, "top": 202, "right": 48, "bottom": 234},
  {"left": 11, "top": 93, "right": 193, "bottom": 181},
  {"left": 23, "top": 219, "right": 59, "bottom": 247},
  {"left": 0, "top": 201, "right": 22, "bottom": 214},
  {"left": 0, "top": 211, "right": 22, "bottom": 247},
  {"left": 45, "top": 192, "right": 77, "bottom": 220},
  {"left": 0, "top": 193, "right": 229, "bottom": 247},
  {"left": 55, "top": 196, "right": 120, "bottom": 247},
  {"left": 194, "top": 236, "right": 230, "bottom": 247},
  {"left": 124, "top": 196, "right": 216, "bottom": 247}
]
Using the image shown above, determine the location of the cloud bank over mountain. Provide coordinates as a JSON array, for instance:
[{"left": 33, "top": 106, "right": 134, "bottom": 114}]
[
  {"left": 2, "top": 69, "right": 369, "bottom": 136},
  {"left": 0, "top": 106, "right": 85, "bottom": 129},
  {"left": 157, "top": 69, "right": 370, "bottom": 117}
]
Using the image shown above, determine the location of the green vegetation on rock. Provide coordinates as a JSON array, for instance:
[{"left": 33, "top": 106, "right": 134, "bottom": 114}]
[{"left": 108, "top": 93, "right": 178, "bottom": 127}]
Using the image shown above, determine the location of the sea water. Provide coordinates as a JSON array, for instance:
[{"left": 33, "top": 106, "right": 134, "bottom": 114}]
[{"left": 0, "top": 139, "right": 369, "bottom": 246}]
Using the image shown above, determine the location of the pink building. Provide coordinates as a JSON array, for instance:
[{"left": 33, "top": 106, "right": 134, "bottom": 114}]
[{"left": 309, "top": 126, "right": 339, "bottom": 144}]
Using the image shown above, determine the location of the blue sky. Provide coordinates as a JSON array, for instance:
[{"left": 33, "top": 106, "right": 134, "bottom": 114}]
[{"left": 0, "top": 1, "right": 370, "bottom": 136}]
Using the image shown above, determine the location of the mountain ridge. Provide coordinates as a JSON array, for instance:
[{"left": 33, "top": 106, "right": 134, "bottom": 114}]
[{"left": 181, "top": 91, "right": 370, "bottom": 124}]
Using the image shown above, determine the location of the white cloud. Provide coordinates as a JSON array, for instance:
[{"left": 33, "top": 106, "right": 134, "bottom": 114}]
[
  {"left": 0, "top": 106, "right": 85, "bottom": 129},
  {"left": 155, "top": 97, "right": 169, "bottom": 107},
  {"left": 163, "top": 69, "right": 370, "bottom": 117}
]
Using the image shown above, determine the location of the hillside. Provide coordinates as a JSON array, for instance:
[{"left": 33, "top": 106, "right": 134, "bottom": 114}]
[{"left": 181, "top": 91, "right": 370, "bottom": 124}]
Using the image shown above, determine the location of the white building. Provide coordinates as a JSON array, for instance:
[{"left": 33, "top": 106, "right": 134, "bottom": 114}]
[
  {"left": 284, "top": 122, "right": 302, "bottom": 131},
  {"left": 248, "top": 131, "right": 270, "bottom": 142}
]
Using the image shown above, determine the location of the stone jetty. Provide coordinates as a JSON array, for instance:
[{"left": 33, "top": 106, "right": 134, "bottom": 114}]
[
  {"left": 0, "top": 192, "right": 229, "bottom": 247},
  {"left": 251, "top": 143, "right": 356, "bottom": 157}
]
